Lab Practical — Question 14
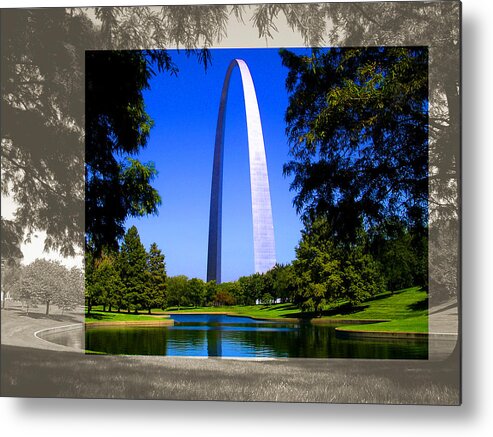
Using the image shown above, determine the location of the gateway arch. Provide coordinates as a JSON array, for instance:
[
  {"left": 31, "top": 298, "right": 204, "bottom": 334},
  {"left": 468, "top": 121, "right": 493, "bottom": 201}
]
[{"left": 207, "top": 59, "right": 276, "bottom": 284}]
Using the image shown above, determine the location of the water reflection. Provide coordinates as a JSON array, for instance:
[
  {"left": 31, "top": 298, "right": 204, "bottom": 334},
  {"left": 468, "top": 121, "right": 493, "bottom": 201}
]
[{"left": 82, "top": 314, "right": 428, "bottom": 359}]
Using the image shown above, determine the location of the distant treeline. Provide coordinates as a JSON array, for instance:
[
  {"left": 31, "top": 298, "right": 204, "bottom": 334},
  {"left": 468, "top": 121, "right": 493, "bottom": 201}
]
[{"left": 85, "top": 218, "right": 427, "bottom": 315}]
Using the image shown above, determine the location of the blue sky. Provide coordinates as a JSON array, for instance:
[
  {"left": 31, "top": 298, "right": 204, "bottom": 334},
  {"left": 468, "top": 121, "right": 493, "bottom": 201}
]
[{"left": 126, "top": 48, "right": 309, "bottom": 282}]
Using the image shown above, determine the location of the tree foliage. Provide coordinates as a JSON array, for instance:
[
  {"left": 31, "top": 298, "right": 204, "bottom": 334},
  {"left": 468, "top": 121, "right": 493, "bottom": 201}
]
[
  {"left": 213, "top": 285, "right": 237, "bottom": 307},
  {"left": 253, "top": 2, "right": 458, "bottom": 300},
  {"left": 85, "top": 236, "right": 167, "bottom": 314},
  {"left": 87, "top": 252, "right": 122, "bottom": 313},
  {"left": 281, "top": 47, "right": 428, "bottom": 243},
  {"left": 1, "top": 258, "right": 21, "bottom": 309},
  {"left": 368, "top": 219, "right": 428, "bottom": 291},
  {"left": 146, "top": 242, "right": 167, "bottom": 312},
  {"left": 1, "top": 6, "right": 237, "bottom": 258},
  {"left": 264, "top": 263, "right": 296, "bottom": 303},
  {"left": 10, "top": 259, "right": 83, "bottom": 315},
  {"left": 292, "top": 219, "right": 384, "bottom": 315},
  {"left": 166, "top": 275, "right": 190, "bottom": 308},
  {"left": 1, "top": 9, "right": 94, "bottom": 256},
  {"left": 186, "top": 278, "right": 206, "bottom": 307},
  {"left": 84, "top": 50, "right": 173, "bottom": 253}
]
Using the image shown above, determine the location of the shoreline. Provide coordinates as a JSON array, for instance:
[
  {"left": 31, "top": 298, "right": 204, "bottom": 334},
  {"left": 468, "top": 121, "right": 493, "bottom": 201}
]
[
  {"left": 86, "top": 319, "right": 174, "bottom": 327},
  {"left": 162, "top": 310, "right": 432, "bottom": 338}
]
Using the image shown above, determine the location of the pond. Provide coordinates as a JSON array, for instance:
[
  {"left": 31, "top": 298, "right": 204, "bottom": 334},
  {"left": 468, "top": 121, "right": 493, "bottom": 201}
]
[{"left": 82, "top": 314, "right": 428, "bottom": 359}]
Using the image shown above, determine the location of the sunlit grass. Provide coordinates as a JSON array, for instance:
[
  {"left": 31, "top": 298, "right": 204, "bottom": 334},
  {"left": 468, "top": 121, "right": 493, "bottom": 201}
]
[
  {"left": 165, "top": 287, "right": 428, "bottom": 332},
  {"left": 340, "top": 315, "right": 428, "bottom": 333},
  {"left": 326, "top": 287, "right": 428, "bottom": 320},
  {"left": 85, "top": 310, "right": 170, "bottom": 324},
  {"left": 85, "top": 287, "right": 428, "bottom": 332}
]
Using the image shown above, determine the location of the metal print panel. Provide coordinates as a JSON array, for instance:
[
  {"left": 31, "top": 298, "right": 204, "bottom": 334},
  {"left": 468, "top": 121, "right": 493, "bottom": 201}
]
[{"left": 1, "top": 2, "right": 461, "bottom": 404}]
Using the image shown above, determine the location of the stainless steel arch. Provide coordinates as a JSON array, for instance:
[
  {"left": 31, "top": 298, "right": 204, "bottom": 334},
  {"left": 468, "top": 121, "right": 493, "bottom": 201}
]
[{"left": 207, "top": 59, "right": 276, "bottom": 284}]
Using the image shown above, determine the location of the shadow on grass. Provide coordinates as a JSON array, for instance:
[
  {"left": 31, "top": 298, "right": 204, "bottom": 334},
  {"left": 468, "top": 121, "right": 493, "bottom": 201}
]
[
  {"left": 85, "top": 312, "right": 112, "bottom": 321},
  {"left": 285, "top": 303, "right": 371, "bottom": 320},
  {"left": 257, "top": 303, "right": 297, "bottom": 312}
]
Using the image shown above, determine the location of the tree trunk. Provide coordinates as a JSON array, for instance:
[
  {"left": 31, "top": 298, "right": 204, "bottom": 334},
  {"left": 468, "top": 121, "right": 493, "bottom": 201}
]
[
  {"left": 148, "top": 308, "right": 151, "bottom": 315},
  {"left": 46, "top": 300, "right": 50, "bottom": 315}
]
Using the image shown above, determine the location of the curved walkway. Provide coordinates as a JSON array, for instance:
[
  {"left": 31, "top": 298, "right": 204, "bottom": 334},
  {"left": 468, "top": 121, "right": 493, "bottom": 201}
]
[{"left": 1, "top": 304, "right": 84, "bottom": 352}]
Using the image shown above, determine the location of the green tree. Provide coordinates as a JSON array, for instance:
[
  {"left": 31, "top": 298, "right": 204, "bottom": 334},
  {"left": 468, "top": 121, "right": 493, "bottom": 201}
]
[
  {"left": 118, "top": 226, "right": 148, "bottom": 313},
  {"left": 187, "top": 278, "right": 205, "bottom": 307},
  {"left": 213, "top": 284, "right": 236, "bottom": 306},
  {"left": 293, "top": 238, "right": 343, "bottom": 315},
  {"left": 85, "top": 50, "right": 171, "bottom": 254},
  {"left": 281, "top": 47, "right": 428, "bottom": 244},
  {"left": 340, "top": 248, "right": 384, "bottom": 305},
  {"left": 166, "top": 275, "right": 189, "bottom": 308},
  {"left": 146, "top": 242, "right": 167, "bottom": 313},
  {"left": 238, "top": 273, "right": 266, "bottom": 305},
  {"left": 261, "top": 292, "right": 274, "bottom": 305},
  {"left": 90, "top": 253, "right": 122, "bottom": 312},
  {"left": 369, "top": 220, "right": 427, "bottom": 292},
  {"left": 254, "top": 2, "right": 459, "bottom": 226},
  {"left": 203, "top": 281, "right": 217, "bottom": 306},
  {"left": 264, "top": 263, "right": 296, "bottom": 304},
  {"left": 292, "top": 219, "right": 384, "bottom": 315}
]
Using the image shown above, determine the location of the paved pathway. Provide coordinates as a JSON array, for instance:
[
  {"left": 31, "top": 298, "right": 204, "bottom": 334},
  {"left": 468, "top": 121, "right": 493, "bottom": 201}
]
[
  {"left": 428, "top": 299, "right": 459, "bottom": 360},
  {"left": 1, "top": 304, "right": 84, "bottom": 352},
  {"left": 429, "top": 299, "right": 459, "bottom": 335}
]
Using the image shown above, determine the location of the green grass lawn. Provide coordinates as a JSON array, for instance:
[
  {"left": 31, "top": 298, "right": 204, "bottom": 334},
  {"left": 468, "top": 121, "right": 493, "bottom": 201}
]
[
  {"left": 324, "top": 287, "right": 428, "bottom": 332},
  {"left": 163, "top": 303, "right": 300, "bottom": 319},
  {"left": 85, "top": 287, "right": 428, "bottom": 332},
  {"left": 165, "top": 287, "right": 428, "bottom": 332},
  {"left": 322, "top": 287, "right": 428, "bottom": 320},
  {"left": 338, "top": 315, "right": 428, "bottom": 333},
  {"left": 85, "top": 310, "right": 170, "bottom": 324}
]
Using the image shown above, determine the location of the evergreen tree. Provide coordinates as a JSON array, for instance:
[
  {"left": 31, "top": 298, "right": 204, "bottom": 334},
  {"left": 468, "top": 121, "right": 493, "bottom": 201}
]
[
  {"left": 119, "top": 226, "right": 148, "bottom": 313},
  {"left": 145, "top": 242, "right": 167, "bottom": 313}
]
